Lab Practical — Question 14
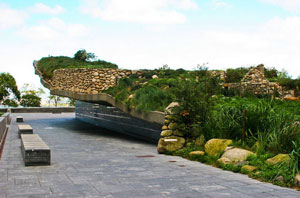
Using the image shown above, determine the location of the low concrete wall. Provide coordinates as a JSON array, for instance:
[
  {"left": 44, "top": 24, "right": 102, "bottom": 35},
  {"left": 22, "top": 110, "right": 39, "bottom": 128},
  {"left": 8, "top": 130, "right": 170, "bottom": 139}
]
[
  {"left": 0, "top": 107, "right": 75, "bottom": 113},
  {"left": 0, "top": 112, "right": 10, "bottom": 158},
  {"left": 0, "top": 117, "right": 6, "bottom": 144}
]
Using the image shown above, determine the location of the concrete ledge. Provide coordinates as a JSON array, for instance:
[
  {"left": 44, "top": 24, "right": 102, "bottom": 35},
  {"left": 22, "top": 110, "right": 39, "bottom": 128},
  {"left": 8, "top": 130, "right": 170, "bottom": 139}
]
[
  {"left": 52, "top": 89, "right": 165, "bottom": 124},
  {"left": 21, "top": 134, "right": 51, "bottom": 166},
  {"left": 0, "top": 112, "right": 10, "bottom": 159},
  {"left": 18, "top": 125, "right": 33, "bottom": 137},
  {"left": 0, "top": 107, "right": 75, "bottom": 113}
]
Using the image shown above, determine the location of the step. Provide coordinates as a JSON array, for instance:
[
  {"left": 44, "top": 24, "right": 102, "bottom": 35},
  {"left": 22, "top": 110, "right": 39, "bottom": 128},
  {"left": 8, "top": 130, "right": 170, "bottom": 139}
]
[
  {"left": 16, "top": 116, "right": 23, "bottom": 122},
  {"left": 18, "top": 124, "right": 33, "bottom": 137}
]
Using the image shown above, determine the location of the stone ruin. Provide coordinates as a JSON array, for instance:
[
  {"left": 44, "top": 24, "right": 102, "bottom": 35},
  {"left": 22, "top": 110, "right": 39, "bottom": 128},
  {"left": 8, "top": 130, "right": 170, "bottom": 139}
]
[{"left": 225, "top": 65, "right": 295, "bottom": 98}]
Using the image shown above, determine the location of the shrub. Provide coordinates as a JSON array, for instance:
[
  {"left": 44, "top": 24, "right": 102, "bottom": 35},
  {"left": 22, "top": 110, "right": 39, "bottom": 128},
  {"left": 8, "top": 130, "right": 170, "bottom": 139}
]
[{"left": 20, "top": 94, "right": 41, "bottom": 107}]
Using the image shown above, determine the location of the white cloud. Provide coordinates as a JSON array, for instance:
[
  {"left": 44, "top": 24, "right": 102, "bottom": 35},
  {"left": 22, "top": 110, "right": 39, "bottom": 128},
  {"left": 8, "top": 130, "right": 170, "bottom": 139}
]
[
  {"left": 212, "top": 0, "right": 231, "bottom": 8},
  {"left": 18, "top": 18, "right": 88, "bottom": 41},
  {"left": 260, "top": 0, "right": 300, "bottom": 12},
  {"left": 0, "top": 4, "right": 28, "bottom": 29},
  {"left": 30, "top": 3, "right": 65, "bottom": 15},
  {"left": 80, "top": 0, "right": 198, "bottom": 24}
]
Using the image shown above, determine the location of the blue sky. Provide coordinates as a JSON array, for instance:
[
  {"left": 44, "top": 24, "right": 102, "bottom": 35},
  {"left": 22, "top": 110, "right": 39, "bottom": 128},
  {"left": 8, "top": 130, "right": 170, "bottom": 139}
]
[{"left": 1, "top": 0, "right": 300, "bottom": 95}]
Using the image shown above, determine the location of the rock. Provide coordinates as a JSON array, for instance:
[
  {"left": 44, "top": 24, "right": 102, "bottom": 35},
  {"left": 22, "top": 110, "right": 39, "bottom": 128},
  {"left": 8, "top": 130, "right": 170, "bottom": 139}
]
[
  {"left": 164, "top": 120, "right": 170, "bottom": 125},
  {"left": 275, "top": 176, "right": 284, "bottom": 182},
  {"left": 217, "top": 157, "right": 231, "bottom": 164},
  {"left": 204, "top": 139, "right": 233, "bottom": 156},
  {"left": 195, "top": 135, "right": 205, "bottom": 147},
  {"left": 266, "top": 154, "right": 290, "bottom": 165},
  {"left": 241, "top": 165, "right": 257, "bottom": 173},
  {"left": 173, "top": 130, "right": 184, "bottom": 137},
  {"left": 157, "top": 136, "right": 185, "bottom": 153},
  {"left": 168, "top": 123, "right": 178, "bottom": 130},
  {"left": 162, "top": 125, "right": 168, "bottom": 130},
  {"left": 160, "top": 130, "right": 172, "bottom": 137},
  {"left": 189, "top": 151, "right": 205, "bottom": 157},
  {"left": 224, "top": 146, "right": 234, "bottom": 152},
  {"left": 165, "top": 102, "right": 179, "bottom": 114},
  {"left": 128, "top": 94, "right": 134, "bottom": 99},
  {"left": 152, "top": 75, "right": 158, "bottom": 79},
  {"left": 295, "top": 174, "right": 300, "bottom": 187},
  {"left": 218, "top": 148, "right": 254, "bottom": 164}
]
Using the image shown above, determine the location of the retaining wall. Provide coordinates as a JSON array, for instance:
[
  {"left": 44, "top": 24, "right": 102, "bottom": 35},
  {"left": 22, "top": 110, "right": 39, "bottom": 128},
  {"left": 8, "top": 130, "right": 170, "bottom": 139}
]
[{"left": 0, "top": 107, "right": 75, "bottom": 113}]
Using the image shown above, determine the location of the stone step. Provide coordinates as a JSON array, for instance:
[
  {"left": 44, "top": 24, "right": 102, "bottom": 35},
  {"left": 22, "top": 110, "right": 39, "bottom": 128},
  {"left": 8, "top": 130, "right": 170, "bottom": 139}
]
[
  {"left": 21, "top": 134, "right": 51, "bottom": 166},
  {"left": 18, "top": 124, "right": 33, "bottom": 137},
  {"left": 16, "top": 116, "right": 23, "bottom": 122}
]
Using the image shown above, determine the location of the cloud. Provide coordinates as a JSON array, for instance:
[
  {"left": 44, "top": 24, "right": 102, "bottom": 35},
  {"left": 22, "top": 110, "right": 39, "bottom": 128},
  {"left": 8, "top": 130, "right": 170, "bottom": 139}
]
[
  {"left": 260, "top": 0, "right": 300, "bottom": 12},
  {"left": 212, "top": 0, "right": 231, "bottom": 8},
  {"left": 18, "top": 18, "right": 88, "bottom": 41},
  {"left": 0, "top": 4, "right": 28, "bottom": 29},
  {"left": 80, "top": 0, "right": 198, "bottom": 24},
  {"left": 30, "top": 3, "right": 65, "bottom": 15}
]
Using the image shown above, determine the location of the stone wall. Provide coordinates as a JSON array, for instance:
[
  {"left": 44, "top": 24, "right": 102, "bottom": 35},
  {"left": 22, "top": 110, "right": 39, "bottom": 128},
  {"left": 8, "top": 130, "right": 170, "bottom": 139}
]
[{"left": 48, "top": 68, "right": 143, "bottom": 94}]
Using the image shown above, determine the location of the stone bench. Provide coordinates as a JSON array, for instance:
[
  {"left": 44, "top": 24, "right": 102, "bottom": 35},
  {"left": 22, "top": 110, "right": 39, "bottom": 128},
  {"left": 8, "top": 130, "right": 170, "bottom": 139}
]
[
  {"left": 18, "top": 125, "right": 33, "bottom": 137},
  {"left": 21, "top": 134, "right": 51, "bottom": 166},
  {"left": 16, "top": 116, "right": 23, "bottom": 122}
]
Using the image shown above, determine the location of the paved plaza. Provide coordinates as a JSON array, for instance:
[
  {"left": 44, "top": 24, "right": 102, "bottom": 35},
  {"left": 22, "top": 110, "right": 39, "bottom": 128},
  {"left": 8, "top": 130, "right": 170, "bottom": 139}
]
[{"left": 1, "top": 113, "right": 300, "bottom": 197}]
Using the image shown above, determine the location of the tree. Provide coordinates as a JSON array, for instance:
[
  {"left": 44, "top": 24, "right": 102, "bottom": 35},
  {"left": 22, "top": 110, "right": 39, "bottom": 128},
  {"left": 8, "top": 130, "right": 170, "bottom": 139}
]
[
  {"left": 74, "top": 49, "right": 96, "bottom": 61},
  {"left": 20, "top": 94, "right": 41, "bottom": 107},
  {"left": 0, "top": 73, "right": 20, "bottom": 104},
  {"left": 68, "top": 98, "right": 75, "bottom": 106},
  {"left": 49, "top": 95, "right": 61, "bottom": 107},
  {"left": 2, "top": 99, "right": 18, "bottom": 107}
]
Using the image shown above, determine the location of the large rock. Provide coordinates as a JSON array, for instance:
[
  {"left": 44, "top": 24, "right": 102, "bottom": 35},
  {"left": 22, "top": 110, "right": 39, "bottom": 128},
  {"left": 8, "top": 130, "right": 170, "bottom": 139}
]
[
  {"left": 204, "top": 139, "right": 233, "bottom": 156},
  {"left": 165, "top": 102, "right": 179, "bottom": 115},
  {"left": 266, "top": 154, "right": 290, "bottom": 165},
  {"left": 157, "top": 136, "right": 185, "bottom": 153},
  {"left": 295, "top": 174, "right": 300, "bottom": 187},
  {"left": 160, "top": 130, "right": 172, "bottom": 137},
  {"left": 218, "top": 148, "right": 254, "bottom": 164},
  {"left": 241, "top": 165, "right": 257, "bottom": 173},
  {"left": 189, "top": 151, "right": 205, "bottom": 157}
]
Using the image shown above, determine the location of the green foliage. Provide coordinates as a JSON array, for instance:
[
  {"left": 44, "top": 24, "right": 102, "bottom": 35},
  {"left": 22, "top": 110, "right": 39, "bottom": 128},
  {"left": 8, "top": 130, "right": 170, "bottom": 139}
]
[
  {"left": 38, "top": 55, "right": 118, "bottom": 79},
  {"left": 68, "top": 98, "right": 75, "bottom": 106},
  {"left": 74, "top": 49, "right": 96, "bottom": 61},
  {"left": 20, "top": 94, "right": 41, "bottom": 107},
  {"left": 2, "top": 99, "right": 18, "bottom": 107},
  {"left": 225, "top": 67, "right": 249, "bottom": 83},
  {"left": 0, "top": 73, "right": 20, "bottom": 103}
]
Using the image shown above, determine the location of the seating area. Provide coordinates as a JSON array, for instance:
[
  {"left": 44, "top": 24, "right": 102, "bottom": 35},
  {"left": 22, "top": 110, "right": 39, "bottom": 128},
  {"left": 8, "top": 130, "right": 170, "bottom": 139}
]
[{"left": 16, "top": 116, "right": 51, "bottom": 166}]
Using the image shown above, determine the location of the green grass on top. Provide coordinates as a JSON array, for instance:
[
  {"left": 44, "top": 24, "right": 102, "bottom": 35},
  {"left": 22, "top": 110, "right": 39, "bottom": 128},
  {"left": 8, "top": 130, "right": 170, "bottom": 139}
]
[{"left": 38, "top": 56, "right": 118, "bottom": 79}]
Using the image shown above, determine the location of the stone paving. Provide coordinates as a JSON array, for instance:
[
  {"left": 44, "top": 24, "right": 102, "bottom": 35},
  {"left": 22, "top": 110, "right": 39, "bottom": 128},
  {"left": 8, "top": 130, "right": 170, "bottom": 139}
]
[{"left": 1, "top": 113, "right": 300, "bottom": 198}]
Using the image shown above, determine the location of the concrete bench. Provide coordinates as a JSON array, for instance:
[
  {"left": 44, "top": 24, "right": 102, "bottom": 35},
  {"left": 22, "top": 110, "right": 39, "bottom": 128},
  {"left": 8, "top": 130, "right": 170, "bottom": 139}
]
[
  {"left": 16, "top": 116, "right": 23, "bottom": 122},
  {"left": 18, "top": 125, "right": 33, "bottom": 137},
  {"left": 21, "top": 134, "right": 51, "bottom": 166}
]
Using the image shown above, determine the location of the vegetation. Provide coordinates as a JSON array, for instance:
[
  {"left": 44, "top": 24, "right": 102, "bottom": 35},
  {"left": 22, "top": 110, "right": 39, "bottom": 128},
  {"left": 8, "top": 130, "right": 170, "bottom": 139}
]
[
  {"left": 20, "top": 94, "right": 41, "bottom": 107},
  {"left": 38, "top": 50, "right": 118, "bottom": 79},
  {"left": 0, "top": 73, "right": 20, "bottom": 104}
]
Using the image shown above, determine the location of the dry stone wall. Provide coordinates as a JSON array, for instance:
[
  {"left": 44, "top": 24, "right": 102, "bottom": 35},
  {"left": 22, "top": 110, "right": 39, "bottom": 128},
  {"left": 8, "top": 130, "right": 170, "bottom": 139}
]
[{"left": 48, "top": 68, "right": 143, "bottom": 94}]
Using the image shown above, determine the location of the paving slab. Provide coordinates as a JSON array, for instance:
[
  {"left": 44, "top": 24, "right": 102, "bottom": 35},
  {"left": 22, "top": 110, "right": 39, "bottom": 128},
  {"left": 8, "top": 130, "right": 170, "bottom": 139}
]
[{"left": 0, "top": 113, "right": 300, "bottom": 197}]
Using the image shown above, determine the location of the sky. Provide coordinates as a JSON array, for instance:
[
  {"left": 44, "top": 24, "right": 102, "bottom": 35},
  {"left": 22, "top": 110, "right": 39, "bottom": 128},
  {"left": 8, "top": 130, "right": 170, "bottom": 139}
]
[{"left": 1, "top": 0, "right": 300, "bottom": 95}]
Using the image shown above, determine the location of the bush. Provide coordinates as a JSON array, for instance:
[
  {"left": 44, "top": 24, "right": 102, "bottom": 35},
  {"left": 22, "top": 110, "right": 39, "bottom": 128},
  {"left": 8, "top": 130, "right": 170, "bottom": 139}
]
[
  {"left": 225, "top": 67, "right": 249, "bottom": 83},
  {"left": 20, "top": 94, "right": 41, "bottom": 107},
  {"left": 2, "top": 99, "right": 18, "bottom": 107}
]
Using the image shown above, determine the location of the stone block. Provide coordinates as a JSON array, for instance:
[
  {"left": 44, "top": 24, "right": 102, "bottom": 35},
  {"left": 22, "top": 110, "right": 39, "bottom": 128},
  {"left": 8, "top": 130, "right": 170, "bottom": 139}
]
[
  {"left": 16, "top": 116, "right": 23, "bottom": 122},
  {"left": 18, "top": 124, "right": 33, "bottom": 137},
  {"left": 21, "top": 134, "right": 51, "bottom": 166}
]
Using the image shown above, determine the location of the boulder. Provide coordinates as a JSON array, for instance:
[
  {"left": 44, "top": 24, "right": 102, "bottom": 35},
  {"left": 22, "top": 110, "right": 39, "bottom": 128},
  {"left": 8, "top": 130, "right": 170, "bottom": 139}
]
[
  {"left": 241, "top": 165, "right": 257, "bottom": 173},
  {"left": 157, "top": 136, "right": 185, "bottom": 153},
  {"left": 218, "top": 148, "right": 254, "bottom": 164},
  {"left": 173, "top": 130, "right": 184, "bottom": 137},
  {"left": 165, "top": 102, "right": 179, "bottom": 114},
  {"left": 152, "top": 75, "right": 158, "bottom": 79},
  {"left": 195, "top": 135, "right": 205, "bottom": 147},
  {"left": 162, "top": 125, "right": 168, "bottom": 130},
  {"left": 266, "top": 154, "right": 290, "bottom": 165},
  {"left": 204, "top": 139, "right": 233, "bottom": 156},
  {"left": 160, "top": 130, "right": 172, "bottom": 137},
  {"left": 189, "top": 151, "right": 205, "bottom": 157},
  {"left": 295, "top": 174, "right": 300, "bottom": 187},
  {"left": 168, "top": 123, "right": 178, "bottom": 130}
]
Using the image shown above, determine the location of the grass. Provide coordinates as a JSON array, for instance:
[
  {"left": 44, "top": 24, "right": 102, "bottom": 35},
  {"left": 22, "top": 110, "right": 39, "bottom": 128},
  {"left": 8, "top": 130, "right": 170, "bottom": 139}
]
[{"left": 38, "top": 56, "right": 118, "bottom": 79}]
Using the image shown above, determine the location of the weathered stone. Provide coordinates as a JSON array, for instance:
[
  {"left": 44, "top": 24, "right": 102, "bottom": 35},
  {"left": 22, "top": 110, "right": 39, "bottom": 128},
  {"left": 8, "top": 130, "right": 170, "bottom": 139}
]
[
  {"left": 164, "top": 120, "right": 170, "bottom": 125},
  {"left": 162, "top": 125, "right": 168, "bottom": 130},
  {"left": 168, "top": 123, "right": 178, "bottom": 130},
  {"left": 165, "top": 102, "right": 179, "bottom": 114},
  {"left": 218, "top": 148, "right": 254, "bottom": 164},
  {"left": 241, "top": 165, "right": 257, "bottom": 173},
  {"left": 160, "top": 130, "right": 172, "bottom": 137},
  {"left": 189, "top": 151, "right": 205, "bottom": 157},
  {"left": 157, "top": 136, "right": 185, "bottom": 153},
  {"left": 204, "top": 139, "right": 233, "bottom": 156},
  {"left": 173, "top": 130, "right": 184, "bottom": 137},
  {"left": 152, "top": 75, "right": 158, "bottom": 79},
  {"left": 266, "top": 154, "right": 290, "bottom": 165},
  {"left": 195, "top": 135, "right": 205, "bottom": 147},
  {"left": 275, "top": 176, "right": 284, "bottom": 182},
  {"left": 295, "top": 174, "right": 300, "bottom": 187}
]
